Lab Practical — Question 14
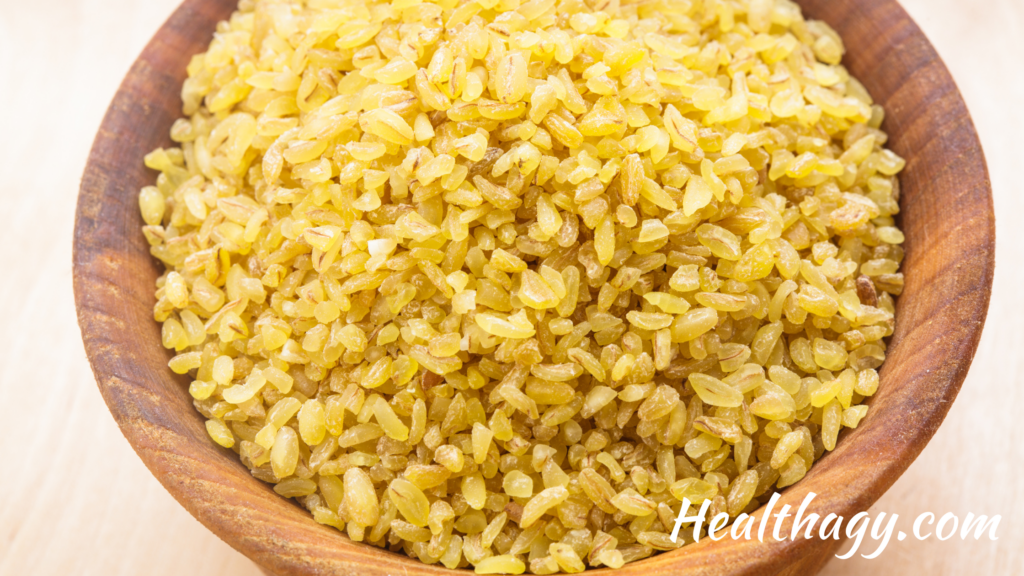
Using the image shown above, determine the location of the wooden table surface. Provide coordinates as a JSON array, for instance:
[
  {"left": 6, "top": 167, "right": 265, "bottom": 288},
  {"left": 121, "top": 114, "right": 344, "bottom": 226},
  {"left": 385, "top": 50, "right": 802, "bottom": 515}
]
[{"left": 0, "top": 0, "right": 1019, "bottom": 574}]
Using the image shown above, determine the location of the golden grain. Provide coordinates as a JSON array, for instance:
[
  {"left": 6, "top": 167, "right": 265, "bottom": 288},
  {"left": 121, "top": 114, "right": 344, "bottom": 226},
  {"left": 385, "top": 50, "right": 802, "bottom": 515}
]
[{"left": 143, "top": 0, "right": 903, "bottom": 571}]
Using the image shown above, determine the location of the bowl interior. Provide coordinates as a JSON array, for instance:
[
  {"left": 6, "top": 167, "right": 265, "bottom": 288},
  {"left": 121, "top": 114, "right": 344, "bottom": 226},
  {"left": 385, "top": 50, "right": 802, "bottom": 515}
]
[{"left": 73, "top": 0, "right": 994, "bottom": 574}]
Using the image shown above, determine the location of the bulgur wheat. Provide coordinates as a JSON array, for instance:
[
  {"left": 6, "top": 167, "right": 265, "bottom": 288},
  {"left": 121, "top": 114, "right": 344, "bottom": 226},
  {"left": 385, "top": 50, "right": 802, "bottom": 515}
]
[{"left": 140, "top": 0, "right": 905, "bottom": 572}]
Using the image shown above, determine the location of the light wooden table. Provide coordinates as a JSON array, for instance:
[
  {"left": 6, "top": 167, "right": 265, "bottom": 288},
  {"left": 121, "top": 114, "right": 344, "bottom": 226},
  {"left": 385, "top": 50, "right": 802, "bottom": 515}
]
[{"left": 0, "top": 1, "right": 1019, "bottom": 574}]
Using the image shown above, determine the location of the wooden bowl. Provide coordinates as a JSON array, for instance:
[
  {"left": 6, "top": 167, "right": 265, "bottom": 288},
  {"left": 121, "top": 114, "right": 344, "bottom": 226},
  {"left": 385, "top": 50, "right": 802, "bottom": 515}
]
[{"left": 73, "top": 0, "right": 995, "bottom": 574}]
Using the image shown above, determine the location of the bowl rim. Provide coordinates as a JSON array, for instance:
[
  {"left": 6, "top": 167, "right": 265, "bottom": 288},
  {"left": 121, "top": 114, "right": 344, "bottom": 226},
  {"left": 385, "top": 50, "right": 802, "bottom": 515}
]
[{"left": 73, "top": 0, "right": 995, "bottom": 574}]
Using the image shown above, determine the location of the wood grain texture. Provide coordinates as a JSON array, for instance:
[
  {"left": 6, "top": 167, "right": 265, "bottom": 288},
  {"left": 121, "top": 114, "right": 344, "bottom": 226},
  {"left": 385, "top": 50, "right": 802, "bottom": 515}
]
[
  {"left": 65, "top": 2, "right": 993, "bottom": 576},
  {"left": 2, "top": 1, "right": 1020, "bottom": 575},
  {"left": 821, "top": 0, "right": 1024, "bottom": 572},
  {"left": 0, "top": 2, "right": 256, "bottom": 575}
]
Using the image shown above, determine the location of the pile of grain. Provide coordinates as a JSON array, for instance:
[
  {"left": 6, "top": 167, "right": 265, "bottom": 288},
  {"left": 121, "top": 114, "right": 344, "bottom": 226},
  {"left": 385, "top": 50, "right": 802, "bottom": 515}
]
[{"left": 140, "top": 0, "right": 904, "bottom": 572}]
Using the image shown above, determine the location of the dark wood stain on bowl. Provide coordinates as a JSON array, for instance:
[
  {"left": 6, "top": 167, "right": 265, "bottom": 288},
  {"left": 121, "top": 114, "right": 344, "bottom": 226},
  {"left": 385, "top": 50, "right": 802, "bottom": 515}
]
[{"left": 73, "top": 0, "right": 994, "bottom": 574}]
